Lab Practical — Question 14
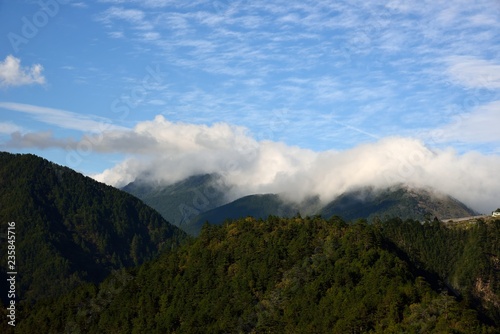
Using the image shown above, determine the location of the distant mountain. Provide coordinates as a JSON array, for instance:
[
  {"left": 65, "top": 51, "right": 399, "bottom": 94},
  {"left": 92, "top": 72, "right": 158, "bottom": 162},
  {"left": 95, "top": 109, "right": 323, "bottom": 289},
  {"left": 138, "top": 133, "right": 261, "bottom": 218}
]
[
  {"left": 124, "top": 174, "right": 323, "bottom": 236},
  {"left": 185, "top": 185, "right": 476, "bottom": 235},
  {"left": 122, "top": 174, "right": 229, "bottom": 230},
  {"left": 0, "top": 152, "right": 186, "bottom": 306},
  {"left": 321, "top": 185, "right": 478, "bottom": 222},
  {"left": 186, "top": 194, "right": 300, "bottom": 235},
  {"left": 124, "top": 173, "right": 477, "bottom": 236}
]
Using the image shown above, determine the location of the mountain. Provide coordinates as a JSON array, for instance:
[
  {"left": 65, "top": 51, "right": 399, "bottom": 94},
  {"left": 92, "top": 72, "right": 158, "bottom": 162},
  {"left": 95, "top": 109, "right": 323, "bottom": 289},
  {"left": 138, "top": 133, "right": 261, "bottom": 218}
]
[
  {"left": 187, "top": 194, "right": 297, "bottom": 235},
  {"left": 321, "top": 185, "right": 478, "bottom": 222},
  {"left": 187, "top": 194, "right": 321, "bottom": 235},
  {"left": 0, "top": 152, "right": 186, "bottom": 307},
  {"left": 122, "top": 174, "right": 229, "bottom": 230},
  {"left": 1, "top": 153, "right": 497, "bottom": 332},
  {"left": 180, "top": 184, "right": 477, "bottom": 235},
  {"left": 122, "top": 173, "right": 478, "bottom": 236},
  {"left": 15, "top": 216, "right": 498, "bottom": 333}
]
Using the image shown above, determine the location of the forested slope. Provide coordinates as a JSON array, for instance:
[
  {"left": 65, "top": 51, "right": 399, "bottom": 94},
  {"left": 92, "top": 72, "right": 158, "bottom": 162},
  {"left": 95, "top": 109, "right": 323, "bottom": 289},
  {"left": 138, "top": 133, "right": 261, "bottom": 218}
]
[
  {"left": 14, "top": 215, "right": 499, "bottom": 333},
  {"left": 0, "top": 152, "right": 186, "bottom": 310},
  {"left": 382, "top": 216, "right": 500, "bottom": 325}
]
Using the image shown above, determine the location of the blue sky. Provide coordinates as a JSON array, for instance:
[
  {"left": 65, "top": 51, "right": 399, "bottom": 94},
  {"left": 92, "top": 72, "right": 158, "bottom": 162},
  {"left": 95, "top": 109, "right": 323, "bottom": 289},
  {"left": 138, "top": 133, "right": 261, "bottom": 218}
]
[{"left": 0, "top": 1, "right": 500, "bottom": 209}]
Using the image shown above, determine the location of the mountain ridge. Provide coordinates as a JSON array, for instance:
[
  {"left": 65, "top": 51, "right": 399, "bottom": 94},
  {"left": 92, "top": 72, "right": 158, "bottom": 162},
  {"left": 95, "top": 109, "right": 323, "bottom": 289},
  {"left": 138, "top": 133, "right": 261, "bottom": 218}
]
[
  {"left": 0, "top": 152, "right": 186, "bottom": 306},
  {"left": 320, "top": 184, "right": 478, "bottom": 222},
  {"left": 125, "top": 174, "right": 478, "bottom": 235},
  {"left": 122, "top": 173, "right": 229, "bottom": 228}
]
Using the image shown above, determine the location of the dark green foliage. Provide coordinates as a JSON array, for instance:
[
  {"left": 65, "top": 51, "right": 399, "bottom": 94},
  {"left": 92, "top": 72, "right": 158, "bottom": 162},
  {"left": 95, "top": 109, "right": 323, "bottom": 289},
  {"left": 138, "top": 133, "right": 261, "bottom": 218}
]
[
  {"left": 382, "top": 217, "right": 500, "bottom": 325},
  {"left": 17, "top": 216, "right": 496, "bottom": 333},
  {"left": 0, "top": 152, "right": 186, "bottom": 311}
]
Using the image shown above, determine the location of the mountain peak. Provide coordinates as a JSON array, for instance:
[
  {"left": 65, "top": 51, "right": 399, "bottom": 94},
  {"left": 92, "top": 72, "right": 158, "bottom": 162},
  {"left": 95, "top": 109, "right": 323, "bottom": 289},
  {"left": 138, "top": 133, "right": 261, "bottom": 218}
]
[
  {"left": 320, "top": 184, "right": 477, "bottom": 222},
  {"left": 122, "top": 173, "right": 230, "bottom": 228}
]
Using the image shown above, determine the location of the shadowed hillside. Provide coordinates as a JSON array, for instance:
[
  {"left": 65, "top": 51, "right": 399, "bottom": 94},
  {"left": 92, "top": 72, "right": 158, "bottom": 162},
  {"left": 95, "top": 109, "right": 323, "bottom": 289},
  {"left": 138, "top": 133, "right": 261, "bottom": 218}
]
[{"left": 0, "top": 152, "right": 186, "bottom": 308}]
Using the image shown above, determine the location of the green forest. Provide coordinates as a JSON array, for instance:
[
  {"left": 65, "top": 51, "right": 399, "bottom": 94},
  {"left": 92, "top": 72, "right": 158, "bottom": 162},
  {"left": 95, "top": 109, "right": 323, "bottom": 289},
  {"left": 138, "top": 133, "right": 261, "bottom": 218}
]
[
  {"left": 1, "top": 152, "right": 500, "bottom": 333},
  {"left": 4, "top": 216, "right": 500, "bottom": 333},
  {"left": 0, "top": 152, "right": 186, "bottom": 307}
]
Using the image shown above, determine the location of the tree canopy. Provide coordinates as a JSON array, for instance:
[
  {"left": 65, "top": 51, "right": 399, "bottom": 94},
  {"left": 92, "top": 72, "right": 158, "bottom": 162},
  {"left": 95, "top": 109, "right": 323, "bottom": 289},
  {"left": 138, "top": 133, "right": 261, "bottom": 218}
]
[{"left": 10, "top": 215, "right": 500, "bottom": 333}]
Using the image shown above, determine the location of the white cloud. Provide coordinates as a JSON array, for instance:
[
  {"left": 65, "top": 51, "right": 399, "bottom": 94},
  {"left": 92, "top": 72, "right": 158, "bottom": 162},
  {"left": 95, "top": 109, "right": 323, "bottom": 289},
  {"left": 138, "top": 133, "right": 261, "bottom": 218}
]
[
  {"left": 97, "top": 6, "right": 153, "bottom": 30},
  {"left": 5, "top": 113, "right": 498, "bottom": 212},
  {"left": 100, "top": 6, "right": 145, "bottom": 23},
  {"left": 98, "top": 0, "right": 180, "bottom": 8},
  {"left": 0, "top": 55, "right": 46, "bottom": 88},
  {"left": 88, "top": 116, "right": 500, "bottom": 213},
  {"left": 446, "top": 56, "right": 500, "bottom": 89},
  {"left": 147, "top": 99, "right": 166, "bottom": 105},
  {"left": 0, "top": 102, "right": 128, "bottom": 133},
  {"left": 60, "top": 65, "right": 76, "bottom": 70},
  {"left": 141, "top": 31, "right": 161, "bottom": 40},
  {"left": 434, "top": 101, "right": 500, "bottom": 144},
  {"left": 108, "top": 31, "right": 125, "bottom": 39},
  {"left": 71, "top": 2, "right": 88, "bottom": 8}
]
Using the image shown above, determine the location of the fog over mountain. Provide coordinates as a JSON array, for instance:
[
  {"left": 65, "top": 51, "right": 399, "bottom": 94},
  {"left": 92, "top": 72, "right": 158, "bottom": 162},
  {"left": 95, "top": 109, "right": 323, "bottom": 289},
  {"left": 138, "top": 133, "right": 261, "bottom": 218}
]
[{"left": 92, "top": 115, "right": 500, "bottom": 213}]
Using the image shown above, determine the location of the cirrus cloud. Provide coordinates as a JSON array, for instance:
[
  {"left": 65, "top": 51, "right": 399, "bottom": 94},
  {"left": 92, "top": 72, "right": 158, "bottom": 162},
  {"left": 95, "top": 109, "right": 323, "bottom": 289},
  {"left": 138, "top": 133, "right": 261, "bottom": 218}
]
[{"left": 446, "top": 56, "right": 500, "bottom": 89}]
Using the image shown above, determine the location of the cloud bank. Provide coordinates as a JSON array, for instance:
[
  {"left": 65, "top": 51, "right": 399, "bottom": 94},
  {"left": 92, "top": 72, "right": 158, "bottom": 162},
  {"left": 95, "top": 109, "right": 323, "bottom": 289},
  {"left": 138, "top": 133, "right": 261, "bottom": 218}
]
[
  {"left": 0, "top": 55, "right": 45, "bottom": 88},
  {"left": 90, "top": 115, "right": 500, "bottom": 213}
]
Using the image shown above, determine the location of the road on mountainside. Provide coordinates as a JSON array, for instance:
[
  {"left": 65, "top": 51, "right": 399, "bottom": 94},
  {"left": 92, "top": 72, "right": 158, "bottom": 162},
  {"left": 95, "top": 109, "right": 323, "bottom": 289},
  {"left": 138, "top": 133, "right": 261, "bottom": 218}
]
[{"left": 442, "top": 215, "right": 489, "bottom": 223}]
